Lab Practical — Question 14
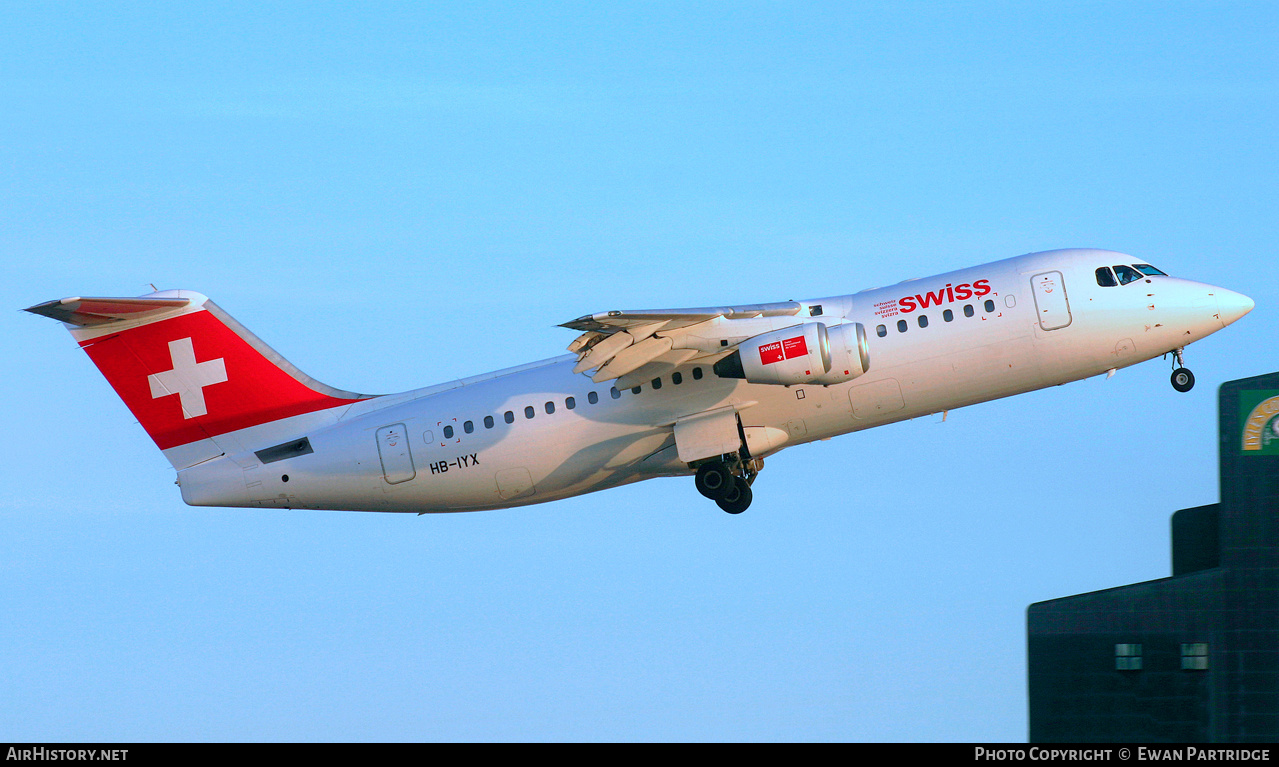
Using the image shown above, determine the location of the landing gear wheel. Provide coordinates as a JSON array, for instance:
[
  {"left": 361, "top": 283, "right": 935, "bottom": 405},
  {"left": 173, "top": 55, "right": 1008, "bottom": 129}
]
[
  {"left": 695, "top": 461, "right": 733, "bottom": 500},
  {"left": 716, "top": 478, "right": 753, "bottom": 514},
  {"left": 1171, "top": 367, "right": 1195, "bottom": 393}
]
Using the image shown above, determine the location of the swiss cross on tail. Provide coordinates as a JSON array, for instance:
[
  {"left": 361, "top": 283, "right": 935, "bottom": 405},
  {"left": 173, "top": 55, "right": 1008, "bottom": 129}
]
[
  {"left": 147, "top": 337, "right": 228, "bottom": 418},
  {"left": 25, "top": 292, "right": 370, "bottom": 452}
]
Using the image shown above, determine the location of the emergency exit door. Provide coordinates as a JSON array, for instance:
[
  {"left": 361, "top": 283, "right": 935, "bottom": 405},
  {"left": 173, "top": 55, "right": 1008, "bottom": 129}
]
[
  {"left": 376, "top": 423, "right": 416, "bottom": 484},
  {"left": 1030, "top": 271, "right": 1072, "bottom": 331}
]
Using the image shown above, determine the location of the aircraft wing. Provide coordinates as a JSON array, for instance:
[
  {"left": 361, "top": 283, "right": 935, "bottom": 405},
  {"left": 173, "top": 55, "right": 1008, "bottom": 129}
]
[{"left": 561, "top": 302, "right": 803, "bottom": 387}]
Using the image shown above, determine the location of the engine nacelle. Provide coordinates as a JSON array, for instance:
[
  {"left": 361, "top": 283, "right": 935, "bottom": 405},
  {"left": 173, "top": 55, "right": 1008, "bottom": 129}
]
[{"left": 713, "top": 322, "right": 870, "bottom": 386}]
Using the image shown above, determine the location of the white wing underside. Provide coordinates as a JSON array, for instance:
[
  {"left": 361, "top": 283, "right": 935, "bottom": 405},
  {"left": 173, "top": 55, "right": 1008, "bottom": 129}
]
[{"left": 560, "top": 302, "right": 805, "bottom": 388}]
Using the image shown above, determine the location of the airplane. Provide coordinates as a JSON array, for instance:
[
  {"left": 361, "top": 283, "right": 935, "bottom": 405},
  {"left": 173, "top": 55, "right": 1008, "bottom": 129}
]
[{"left": 25, "top": 248, "right": 1253, "bottom": 515}]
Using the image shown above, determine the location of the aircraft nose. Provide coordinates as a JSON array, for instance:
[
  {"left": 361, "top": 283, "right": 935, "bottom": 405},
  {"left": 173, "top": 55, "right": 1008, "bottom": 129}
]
[{"left": 1217, "top": 288, "right": 1255, "bottom": 327}]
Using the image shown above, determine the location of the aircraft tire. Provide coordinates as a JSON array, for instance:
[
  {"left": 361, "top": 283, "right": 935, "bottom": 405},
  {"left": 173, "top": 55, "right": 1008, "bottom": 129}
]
[
  {"left": 1171, "top": 367, "right": 1195, "bottom": 393},
  {"left": 716, "top": 479, "right": 752, "bottom": 515},
  {"left": 695, "top": 461, "right": 734, "bottom": 500}
]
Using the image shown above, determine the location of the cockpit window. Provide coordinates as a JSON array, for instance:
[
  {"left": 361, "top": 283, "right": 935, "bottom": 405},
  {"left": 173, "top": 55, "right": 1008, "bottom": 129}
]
[
  {"left": 1114, "top": 264, "right": 1142, "bottom": 285},
  {"left": 1096, "top": 266, "right": 1118, "bottom": 287},
  {"left": 1133, "top": 264, "right": 1166, "bottom": 276}
]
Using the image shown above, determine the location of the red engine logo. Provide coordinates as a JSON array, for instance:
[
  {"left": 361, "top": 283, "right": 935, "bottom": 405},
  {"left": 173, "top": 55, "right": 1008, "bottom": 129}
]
[{"left": 760, "top": 335, "right": 808, "bottom": 365}]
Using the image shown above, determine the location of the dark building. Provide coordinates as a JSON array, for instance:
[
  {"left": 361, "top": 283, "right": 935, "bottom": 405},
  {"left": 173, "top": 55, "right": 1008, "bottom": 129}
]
[{"left": 1027, "top": 372, "right": 1279, "bottom": 742}]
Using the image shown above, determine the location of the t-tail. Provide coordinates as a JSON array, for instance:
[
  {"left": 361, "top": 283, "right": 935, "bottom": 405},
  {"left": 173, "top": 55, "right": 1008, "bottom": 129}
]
[{"left": 25, "top": 291, "right": 372, "bottom": 469}]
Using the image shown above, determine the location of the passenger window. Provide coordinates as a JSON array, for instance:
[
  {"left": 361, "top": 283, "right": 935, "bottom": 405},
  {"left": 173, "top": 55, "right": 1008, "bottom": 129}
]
[
  {"left": 524, "top": 406, "right": 535, "bottom": 419},
  {"left": 943, "top": 309, "right": 953, "bottom": 322},
  {"left": 463, "top": 420, "right": 474, "bottom": 434},
  {"left": 565, "top": 396, "right": 575, "bottom": 410},
  {"left": 504, "top": 410, "right": 514, "bottom": 424},
  {"left": 876, "top": 324, "right": 887, "bottom": 337},
  {"left": 611, "top": 387, "right": 621, "bottom": 399},
  {"left": 631, "top": 386, "right": 641, "bottom": 395},
  {"left": 1096, "top": 266, "right": 1117, "bottom": 287},
  {"left": 918, "top": 314, "right": 929, "bottom": 328},
  {"left": 651, "top": 377, "right": 662, "bottom": 390},
  {"left": 964, "top": 304, "right": 974, "bottom": 318},
  {"left": 984, "top": 299, "right": 996, "bottom": 313},
  {"left": 443, "top": 425, "right": 454, "bottom": 439},
  {"left": 897, "top": 319, "right": 908, "bottom": 333},
  {"left": 672, "top": 372, "right": 682, "bottom": 385},
  {"left": 545, "top": 401, "right": 555, "bottom": 414},
  {"left": 588, "top": 391, "right": 599, "bottom": 404},
  {"left": 692, "top": 367, "right": 703, "bottom": 380},
  {"left": 484, "top": 415, "right": 494, "bottom": 429},
  {"left": 1114, "top": 265, "right": 1142, "bottom": 285}
]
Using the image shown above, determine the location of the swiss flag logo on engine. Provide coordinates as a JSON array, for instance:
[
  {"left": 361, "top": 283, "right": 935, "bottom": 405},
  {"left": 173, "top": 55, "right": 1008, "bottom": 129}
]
[
  {"left": 760, "top": 335, "right": 808, "bottom": 365},
  {"left": 759, "top": 340, "right": 785, "bottom": 365}
]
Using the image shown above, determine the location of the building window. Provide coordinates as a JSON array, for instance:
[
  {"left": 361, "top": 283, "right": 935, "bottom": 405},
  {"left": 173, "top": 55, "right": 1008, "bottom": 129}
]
[
  {"left": 1181, "top": 643, "right": 1209, "bottom": 670},
  {"left": 1115, "top": 644, "right": 1142, "bottom": 671}
]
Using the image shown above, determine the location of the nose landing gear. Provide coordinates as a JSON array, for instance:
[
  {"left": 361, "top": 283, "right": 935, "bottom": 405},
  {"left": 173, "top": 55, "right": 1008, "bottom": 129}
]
[
  {"left": 1168, "top": 347, "right": 1195, "bottom": 393},
  {"left": 693, "top": 454, "right": 761, "bottom": 514}
]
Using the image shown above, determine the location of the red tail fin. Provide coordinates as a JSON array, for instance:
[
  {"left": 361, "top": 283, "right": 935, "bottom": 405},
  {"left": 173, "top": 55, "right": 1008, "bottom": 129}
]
[{"left": 27, "top": 291, "right": 369, "bottom": 451}]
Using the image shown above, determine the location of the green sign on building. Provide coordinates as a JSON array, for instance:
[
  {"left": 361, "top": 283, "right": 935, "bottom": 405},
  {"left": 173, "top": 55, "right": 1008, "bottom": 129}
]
[{"left": 1240, "top": 390, "right": 1279, "bottom": 455}]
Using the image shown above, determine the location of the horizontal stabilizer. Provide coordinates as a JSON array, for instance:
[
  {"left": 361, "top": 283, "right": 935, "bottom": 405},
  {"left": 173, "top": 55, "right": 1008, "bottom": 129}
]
[{"left": 25, "top": 296, "right": 191, "bottom": 327}]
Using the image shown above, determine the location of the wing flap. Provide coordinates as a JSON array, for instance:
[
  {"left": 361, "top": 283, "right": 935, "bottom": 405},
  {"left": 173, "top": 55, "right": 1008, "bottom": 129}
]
[
  {"left": 560, "top": 301, "right": 802, "bottom": 333},
  {"left": 563, "top": 301, "right": 803, "bottom": 382},
  {"left": 591, "top": 335, "right": 673, "bottom": 383}
]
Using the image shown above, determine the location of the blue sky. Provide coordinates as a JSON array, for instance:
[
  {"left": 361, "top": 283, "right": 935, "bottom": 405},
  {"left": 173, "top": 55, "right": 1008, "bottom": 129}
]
[{"left": 2, "top": 2, "right": 1276, "bottom": 741}]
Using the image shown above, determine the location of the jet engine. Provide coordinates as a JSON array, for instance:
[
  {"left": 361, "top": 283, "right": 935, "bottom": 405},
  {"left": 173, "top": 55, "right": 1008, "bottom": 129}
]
[{"left": 713, "top": 322, "right": 870, "bottom": 386}]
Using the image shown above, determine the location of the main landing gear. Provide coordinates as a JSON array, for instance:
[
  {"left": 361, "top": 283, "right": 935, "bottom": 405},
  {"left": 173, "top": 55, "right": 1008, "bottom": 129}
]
[
  {"left": 694, "top": 454, "right": 761, "bottom": 514},
  {"left": 1168, "top": 347, "right": 1195, "bottom": 393}
]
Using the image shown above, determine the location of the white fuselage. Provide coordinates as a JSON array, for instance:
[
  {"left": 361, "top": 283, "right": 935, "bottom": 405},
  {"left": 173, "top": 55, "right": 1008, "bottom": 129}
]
[{"left": 174, "top": 249, "right": 1249, "bottom": 513}]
